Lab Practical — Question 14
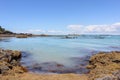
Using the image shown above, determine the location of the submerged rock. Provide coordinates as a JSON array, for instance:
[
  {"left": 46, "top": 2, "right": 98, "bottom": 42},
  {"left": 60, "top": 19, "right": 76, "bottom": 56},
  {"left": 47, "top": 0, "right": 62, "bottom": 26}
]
[
  {"left": 28, "top": 61, "right": 89, "bottom": 74},
  {"left": 23, "top": 53, "right": 90, "bottom": 74},
  {"left": 0, "top": 49, "right": 27, "bottom": 75},
  {"left": 29, "top": 62, "right": 66, "bottom": 73}
]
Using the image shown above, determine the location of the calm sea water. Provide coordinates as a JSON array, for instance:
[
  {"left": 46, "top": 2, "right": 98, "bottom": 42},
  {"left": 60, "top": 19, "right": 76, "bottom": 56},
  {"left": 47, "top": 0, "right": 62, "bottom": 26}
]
[{"left": 0, "top": 35, "right": 120, "bottom": 73}]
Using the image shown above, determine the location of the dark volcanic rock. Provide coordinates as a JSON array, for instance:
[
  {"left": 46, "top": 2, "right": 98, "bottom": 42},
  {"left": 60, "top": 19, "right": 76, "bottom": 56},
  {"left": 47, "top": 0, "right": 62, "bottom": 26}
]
[{"left": 0, "top": 49, "right": 27, "bottom": 75}]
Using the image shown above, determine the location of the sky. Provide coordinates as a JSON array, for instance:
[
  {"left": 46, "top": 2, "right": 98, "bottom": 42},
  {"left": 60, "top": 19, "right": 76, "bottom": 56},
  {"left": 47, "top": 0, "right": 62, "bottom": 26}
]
[{"left": 0, "top": 0, "right": 120, "bottom": 35}]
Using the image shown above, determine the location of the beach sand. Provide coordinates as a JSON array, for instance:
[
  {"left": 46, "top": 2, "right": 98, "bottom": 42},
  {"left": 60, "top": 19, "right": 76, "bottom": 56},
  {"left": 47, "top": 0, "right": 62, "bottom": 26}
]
[{"left": 0, "top": 73, "right": 88, "bottom": 80}]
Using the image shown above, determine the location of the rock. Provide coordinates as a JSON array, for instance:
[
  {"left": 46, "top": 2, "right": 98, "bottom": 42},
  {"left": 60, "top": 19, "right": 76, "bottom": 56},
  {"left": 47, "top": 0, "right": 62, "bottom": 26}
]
[
  {"left": 12, "top": 51, "right": 21, "bottom": 57},
  {"left": 87, "top": 51, "right": 120, "bottom": 80},
  {"left": 31, "top": 63, "right": 42, "bottom": 70},
  {"left": 0, "top": 63, "right": 10, "bottom": 74},
  {"left": 28, "top": 61, "right": 89, "bottom": 74},
  {"left": 30, "top": 62, "right": 65, "bottom": 73},
  {"left": 0, "top": 49, "right": 27, "bottom": 75},
  {"left": 86, "top": 65, "right": 96, "bottom": 69},
  {"left": 15, "top": 35, "right": 28, "bottom": 38},
  {"left": 12, "top": 50, "right": 21, "bottom": 61},
  {"left": 10, "top": 60, "right": 19, "bottom": 66},
  {"left": 21, "top": 51, "right": 30, "bottom": 58},
  {"left": 113, "top": 70, "right": 120, "bottom": 80},
  {"left": 95, "top": 75, "right": 115, "bottom": 80}
]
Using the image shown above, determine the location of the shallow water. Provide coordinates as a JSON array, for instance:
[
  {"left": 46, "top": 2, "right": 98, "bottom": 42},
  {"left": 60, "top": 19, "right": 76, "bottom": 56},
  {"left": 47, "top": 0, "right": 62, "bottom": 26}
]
[{"left": 0, "top": 35, "right": 120, "bottom": 73}]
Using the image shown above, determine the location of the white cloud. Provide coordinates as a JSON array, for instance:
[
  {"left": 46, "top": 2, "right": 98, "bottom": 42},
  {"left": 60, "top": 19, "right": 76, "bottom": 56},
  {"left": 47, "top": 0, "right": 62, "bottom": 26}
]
[
  {"left": 67, "top": 25, "right": 84, "bottom": 33},
  {"left": 67, "top": 25, "right": 83, "bottom": 31},
  {"left": 15, "top": 22, "right": 120, "bottom": 35},
  {"left": 67, "top": 22, "right": 120, "bottom": 34},
  {"left": 28, "top": 29, "right": 46, "bottom": 33},
  {"left": 47, "top": 30, "right": 63, "bottom": 33},
  {"left": 113, "top": 22, "right": 120, "bottom": 26},
  {"left": 18, "top": 29, "right": 67, "bottom": 35},
  {"left": 47, "top": 30, "right": 69, "bottom": 35}
]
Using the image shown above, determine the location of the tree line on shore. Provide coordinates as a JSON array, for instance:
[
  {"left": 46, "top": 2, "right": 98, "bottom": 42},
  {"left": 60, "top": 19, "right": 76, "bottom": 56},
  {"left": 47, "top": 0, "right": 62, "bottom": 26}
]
[{"left": 0, "top": 26, "right": 13, "bottom": 34}]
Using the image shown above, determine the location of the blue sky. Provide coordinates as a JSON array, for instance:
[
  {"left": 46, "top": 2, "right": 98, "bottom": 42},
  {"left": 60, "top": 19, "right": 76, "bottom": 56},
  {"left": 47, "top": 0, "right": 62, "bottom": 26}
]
[{"left": 0, "top": 0, "right": 120, "bottom": 34}]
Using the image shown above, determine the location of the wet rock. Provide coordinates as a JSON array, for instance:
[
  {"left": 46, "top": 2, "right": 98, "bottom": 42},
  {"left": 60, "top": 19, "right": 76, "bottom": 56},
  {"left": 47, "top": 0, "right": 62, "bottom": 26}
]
[
  {"left": 70, "top": 56, "right": 90, "bottom": 66},
  {"left": 31, "top": 63, "right": 42, "bottom": 70},
  {"left": 69, "top": 56, "right": 90, "bottom": 73},
  {"left": 21, "top": 51, "right": 30, "bottom": 58}
]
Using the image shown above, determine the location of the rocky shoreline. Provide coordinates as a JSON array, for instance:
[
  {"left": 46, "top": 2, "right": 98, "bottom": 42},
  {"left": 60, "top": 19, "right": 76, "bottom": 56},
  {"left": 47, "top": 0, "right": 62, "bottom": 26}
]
[
  {"left": 0, "top": 34, "right": 33, "bottom": 38},
  {"left": 87, "top": 51, "right": 120, "bottom": 80},
  {"left": 0, "top": 49, "right": 88, "bottom": 80},
  {"left": 0, "top": 49, "right": 27, "bottom": 75},
  {"left": 0, "top": 48, "right": 120, "bottom": 80}
]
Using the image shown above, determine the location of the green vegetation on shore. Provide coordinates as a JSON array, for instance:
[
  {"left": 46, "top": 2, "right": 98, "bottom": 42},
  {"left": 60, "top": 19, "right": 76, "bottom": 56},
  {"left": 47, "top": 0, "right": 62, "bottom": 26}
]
[
  {"left": 0, "top": 26, "right": 33, "bottom": 38},
  {"left": 0, "top": 26, "right": 13, "bottom": 34}
]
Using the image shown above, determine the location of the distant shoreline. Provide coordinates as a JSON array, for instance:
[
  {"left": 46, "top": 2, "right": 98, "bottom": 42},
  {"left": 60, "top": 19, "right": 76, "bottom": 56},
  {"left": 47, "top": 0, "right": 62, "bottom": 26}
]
[{"left": 0, "top": 34, "right": 120, "bottom": 37}]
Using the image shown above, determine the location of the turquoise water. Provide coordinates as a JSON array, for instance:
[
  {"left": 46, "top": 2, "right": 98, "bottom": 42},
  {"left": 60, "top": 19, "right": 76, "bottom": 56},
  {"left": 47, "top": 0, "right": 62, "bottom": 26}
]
[{"left": 0, "top": 35, "right": 120, "bottom": 68}]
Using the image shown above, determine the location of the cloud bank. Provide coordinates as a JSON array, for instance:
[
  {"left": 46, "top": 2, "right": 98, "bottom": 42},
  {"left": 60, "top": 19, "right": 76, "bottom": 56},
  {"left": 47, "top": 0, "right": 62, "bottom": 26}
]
[
  {"left": 67, "top": 22, "right": 120, "bottom": 34},
  {"left": 25, "top": 29, "right": 66, "bottom": 35},
  {"left": 17, "top": 22, "right": 120, "bottom": 35}
]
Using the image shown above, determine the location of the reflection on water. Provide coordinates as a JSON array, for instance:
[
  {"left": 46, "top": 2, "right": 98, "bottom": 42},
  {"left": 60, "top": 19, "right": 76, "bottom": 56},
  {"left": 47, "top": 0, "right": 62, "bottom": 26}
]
[
  {"left": 0, "top": 35, "right": 120, "bottom": 73},
  {"left": 0, "top": 37, "right": 11, "bottom": 42}
]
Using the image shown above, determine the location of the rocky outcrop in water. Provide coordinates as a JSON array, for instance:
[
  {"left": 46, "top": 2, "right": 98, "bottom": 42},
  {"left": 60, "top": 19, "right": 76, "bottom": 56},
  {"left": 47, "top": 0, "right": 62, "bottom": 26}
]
[
  {"left": 0, "top": 49, "right": 27, "bottom": 75},
  {"left": 15, "top": 35, "right": 28, "bottom": 38},
  {"left": 87, "top": 51, "right": 120, "bottom": 80}
]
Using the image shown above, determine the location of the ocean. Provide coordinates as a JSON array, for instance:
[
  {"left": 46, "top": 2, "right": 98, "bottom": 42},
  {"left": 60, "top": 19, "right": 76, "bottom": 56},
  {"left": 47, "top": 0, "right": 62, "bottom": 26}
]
[{"left": 0, "top": 35, "right": 120, "bottom": 73}]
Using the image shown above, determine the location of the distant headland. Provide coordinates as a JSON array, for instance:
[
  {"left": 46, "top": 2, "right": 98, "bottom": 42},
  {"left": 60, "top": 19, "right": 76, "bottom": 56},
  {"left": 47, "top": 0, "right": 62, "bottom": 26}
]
[{"left": 0, "top": 26, "right": 33, "bottom": 38}]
